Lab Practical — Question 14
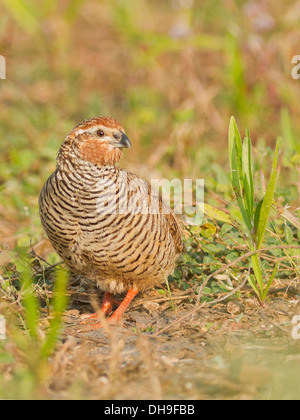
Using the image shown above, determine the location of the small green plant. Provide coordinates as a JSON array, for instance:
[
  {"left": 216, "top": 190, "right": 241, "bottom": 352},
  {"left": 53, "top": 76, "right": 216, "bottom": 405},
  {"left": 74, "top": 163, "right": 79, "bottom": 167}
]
[
  {"left": 21, "top": 259, "right": 69, "bottom": 356},
  {"left": 228, "top": 117, "right": 281, "bottom": 302},
  {"left": 0, "top": 258, "right": 69, "bottom": 398},
  {"left": 164, "top": 275, "right": 176, "bottom": 311}
]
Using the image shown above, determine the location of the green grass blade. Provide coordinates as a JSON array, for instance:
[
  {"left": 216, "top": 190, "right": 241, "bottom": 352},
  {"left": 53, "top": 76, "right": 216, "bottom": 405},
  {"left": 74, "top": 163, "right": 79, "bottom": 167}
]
[
  {"left": 251, "top": 253, "right": 264, "bottom": 295},
  {"left": 228, "top": 117, "right": 243, "bottom": 196},
  {"left": 256, "top": 138, "right": 281, "bottom": 249},
  {"left": 242, "top": 131, "right": 254, "bottom": 221},
  {"left": 262, "top": 262, "right": 279, "bottom": 301},
  {"left": 165, "top": 275, "right": 176, "bottom": 311},
  {"left": 228, "top": 118, "right": 252, "bottom": 235},
  {"left": 20, "top": 266, "right": 40, "bottom": 339},
  {"left": 254, "top": 199, "right": 263, "bottom": 235},
  {"left": 40, "top": 266, "right": 69, "bottom": 359},
  {"left": 2, "top": 0, "right": 40, "bottom": 36},
  {"left": 236, "top": 198, "right": 253, "bottom": 236},
  {"left": 247, "top": 274, "right": 261, "bottom": 299}
]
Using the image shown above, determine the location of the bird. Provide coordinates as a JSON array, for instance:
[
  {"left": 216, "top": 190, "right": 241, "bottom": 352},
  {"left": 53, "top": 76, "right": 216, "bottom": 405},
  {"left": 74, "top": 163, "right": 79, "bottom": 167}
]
[{"left": 39, "top": 116, "right": 183, "bottom": 329}]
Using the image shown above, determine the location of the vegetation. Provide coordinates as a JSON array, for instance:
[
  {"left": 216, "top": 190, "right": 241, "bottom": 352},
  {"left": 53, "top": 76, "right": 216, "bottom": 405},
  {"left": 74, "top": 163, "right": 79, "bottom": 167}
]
[{"left": 0, "top": 0, "right": 299, "bottom": 400}]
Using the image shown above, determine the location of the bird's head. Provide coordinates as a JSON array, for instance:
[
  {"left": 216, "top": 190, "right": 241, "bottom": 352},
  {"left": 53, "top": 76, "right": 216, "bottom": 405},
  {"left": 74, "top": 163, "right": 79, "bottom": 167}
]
[{"left": 58, "top": 116, "right": 131, "bottom": 168}]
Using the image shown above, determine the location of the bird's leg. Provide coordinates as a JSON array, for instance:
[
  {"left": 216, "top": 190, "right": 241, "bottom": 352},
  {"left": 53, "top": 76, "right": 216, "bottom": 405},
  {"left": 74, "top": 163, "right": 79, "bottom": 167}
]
[
  {"left": 100, "top": 293, "right": 124, "bottom": 313},
  {"left": 101, "top": 292, "right": 114, "bottom": 315},
  {"left": 107, "top": 289, "right": 138, "bottom": 322},
  {"left": 80, "top": 291, "right": 114, "bottom": 321},
  {"left": 81, "top": 289, "right": 138, "bottom": 330}
]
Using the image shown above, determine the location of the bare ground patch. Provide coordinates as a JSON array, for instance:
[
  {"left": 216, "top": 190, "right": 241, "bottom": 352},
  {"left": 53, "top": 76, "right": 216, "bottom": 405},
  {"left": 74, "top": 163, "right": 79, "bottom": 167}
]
[{"left": 40, "top": 281, "right": 300, "bottom": 400}]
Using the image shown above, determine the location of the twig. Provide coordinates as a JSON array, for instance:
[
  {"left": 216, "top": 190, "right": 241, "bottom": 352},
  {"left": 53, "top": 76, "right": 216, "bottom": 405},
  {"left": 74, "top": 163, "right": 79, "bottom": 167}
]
[{"left": 201, "top": 272, "right": 249, "bottom": 306}]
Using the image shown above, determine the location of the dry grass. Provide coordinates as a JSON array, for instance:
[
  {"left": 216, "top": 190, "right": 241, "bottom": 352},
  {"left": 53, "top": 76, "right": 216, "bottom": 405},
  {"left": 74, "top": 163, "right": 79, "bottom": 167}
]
[{"left": 0, "top": 0, "right": 300, "bottom": 400}]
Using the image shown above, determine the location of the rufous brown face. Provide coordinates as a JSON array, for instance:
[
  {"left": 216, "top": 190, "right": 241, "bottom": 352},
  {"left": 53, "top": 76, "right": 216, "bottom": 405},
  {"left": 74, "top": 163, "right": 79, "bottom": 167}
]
[{"left": 63, "top": 116, "right": 132, "bottom": 167}]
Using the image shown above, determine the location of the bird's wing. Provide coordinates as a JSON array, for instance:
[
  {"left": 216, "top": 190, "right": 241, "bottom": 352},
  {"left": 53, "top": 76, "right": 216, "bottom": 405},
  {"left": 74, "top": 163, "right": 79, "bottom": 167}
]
[
  {"left": 126, "top": 170, "right": 183, "bottom": 255},
  {"left": 164, "top": 208, "right": 183, "bottom": 254}
]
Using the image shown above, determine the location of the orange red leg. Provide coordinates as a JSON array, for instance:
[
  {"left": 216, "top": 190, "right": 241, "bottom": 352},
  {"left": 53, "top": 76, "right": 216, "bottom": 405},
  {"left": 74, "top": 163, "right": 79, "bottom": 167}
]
[
  {"left": 80, "top": 291, "right": 114, "bottom": 320},
  {"left": 107, "top": 289, "right": 138, "bottom": 322},
  {"left": 80, "top": 289, "right": 138, "bottom": 329},
  {"left": 101, "top": 291, "right": 114, "bottom": 315}
]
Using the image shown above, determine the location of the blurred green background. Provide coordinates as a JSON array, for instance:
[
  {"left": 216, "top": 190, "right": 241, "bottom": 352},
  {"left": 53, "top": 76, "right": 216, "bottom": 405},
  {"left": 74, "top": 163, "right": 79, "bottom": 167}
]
[
  {"left": 0, "top": 0, "right": 299, "bottom": 255},
  {"left": 0, "top": 0, "right": 300, "bottom": 401}
]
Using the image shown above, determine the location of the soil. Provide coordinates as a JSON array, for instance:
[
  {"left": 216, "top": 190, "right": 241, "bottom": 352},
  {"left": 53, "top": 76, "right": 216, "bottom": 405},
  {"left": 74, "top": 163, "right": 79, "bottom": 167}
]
[{"left": 44, "top": 282, "right": 300, "bottom": 400}]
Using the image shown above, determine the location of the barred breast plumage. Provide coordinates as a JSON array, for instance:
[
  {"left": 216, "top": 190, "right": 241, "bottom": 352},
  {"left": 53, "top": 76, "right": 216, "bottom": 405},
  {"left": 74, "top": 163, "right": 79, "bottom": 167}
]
[{"left": 39, "top": 116, "right": 182, "bottom": 326}]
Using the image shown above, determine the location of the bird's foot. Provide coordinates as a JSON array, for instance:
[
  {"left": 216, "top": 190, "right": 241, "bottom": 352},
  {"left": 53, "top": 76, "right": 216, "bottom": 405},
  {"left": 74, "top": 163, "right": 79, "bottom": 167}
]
[
  {"left": 79, "top": 289, "right": 138, "bottom": 331},
  {"left": 80, "top": 291, "right": 114, "bottom": 322}
]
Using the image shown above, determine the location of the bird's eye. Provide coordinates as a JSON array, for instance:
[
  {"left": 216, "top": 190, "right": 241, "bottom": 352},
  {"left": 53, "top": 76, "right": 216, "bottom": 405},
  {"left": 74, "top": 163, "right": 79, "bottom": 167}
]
[{"left": 97, "top": 130, "right": 105, "bottom": 137}]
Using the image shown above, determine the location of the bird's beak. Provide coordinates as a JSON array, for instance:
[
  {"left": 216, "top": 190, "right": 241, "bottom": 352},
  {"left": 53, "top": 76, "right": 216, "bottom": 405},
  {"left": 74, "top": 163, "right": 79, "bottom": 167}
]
[{"left": 113, "top": 132, "right": 132, "bottom": 149}]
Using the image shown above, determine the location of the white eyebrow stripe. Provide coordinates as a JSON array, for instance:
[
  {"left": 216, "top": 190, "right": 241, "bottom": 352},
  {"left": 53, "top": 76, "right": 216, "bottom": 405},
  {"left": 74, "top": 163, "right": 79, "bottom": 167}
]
[
  {"left": 75, "top": 128, "right": 95, "bottom": 135},
  {"left": 75, "top": 127, "right": 117, "bottom": 136}
]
